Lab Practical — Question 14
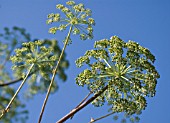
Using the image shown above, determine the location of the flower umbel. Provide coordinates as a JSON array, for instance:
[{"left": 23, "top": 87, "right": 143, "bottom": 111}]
[
  {"left": 76, "top": 36, "right": 160, "bottom": 120},
  {"left": 46, "top": 1, "right": 95, "bottom": 42},
  {"left": 10, "top": 40, "right": 58, "bottom": 80}
]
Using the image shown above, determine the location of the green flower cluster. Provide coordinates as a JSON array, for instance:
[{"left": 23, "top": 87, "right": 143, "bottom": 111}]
[
  {"left": 76, "top": 36, "right": 160, "bottom": 116},
  {"left": 10, "top": 40, "right": 69, "bottom": 97},
  {"left": 0, "top": 27, "right": 69, "bottom": 121},
  {"left": 10, "top": 41, "right": 57, "bottom": 96},
  {"left": 10, "top": 40, "right": 57, "bottom": 72},
  {"left": 46, "top": 1, "right": 95, "bottom": 41}
]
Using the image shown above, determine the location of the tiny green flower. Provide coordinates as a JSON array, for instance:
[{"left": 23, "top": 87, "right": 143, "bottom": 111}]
[
  {"left": 47, "top": 13, "right": 55, "bottom": 18},
  {"left": 47, "top": 0, "right": 95, "bottom": 42},
  {"left": 73, "top": 28, "right": 80, "bottom": 35},
  {"left": 80, "top": 34, "right": 87, "bottom": 40},
  {"left": 66, "top": 1, "right": 75, "bottom": 6},
  {"left": 58, "top": 24, "right": 66, "bottom": 31},
  {"left": 56, "top": 4, "right": 65, "bottom": 10},
  {"left": 49, "top": 27, "right": 58, "bottom": 34},
  {"left": 88, "top": 18, "right": 95, "bottom": 25},
  {"left": 46, "top": 19, "right": 53, "bottom": 24}
]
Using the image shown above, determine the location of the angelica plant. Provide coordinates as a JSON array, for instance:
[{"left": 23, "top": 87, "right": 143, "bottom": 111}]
[
  {"left": 0, "top": 1, "right": 160, "bottom": 123},
  {"left": 0, "top": 40, "right": 58, "bottom": 119},
  {"left": 38, "top": 1, "right": 95, "bottom": 122},
  {"left": 0, "top": 26, "right": 69, "bottom": 123},
  {"left": 55, "top": 35, "right": 159, "bottom": 123}
]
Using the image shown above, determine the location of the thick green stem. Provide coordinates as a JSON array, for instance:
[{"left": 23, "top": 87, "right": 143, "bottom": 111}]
[
  {"left": 0, "top": 64, "right": 34, "bottom": 119},
  {"left": 38, "top": 25, "right": 73, "bottom": 123}
]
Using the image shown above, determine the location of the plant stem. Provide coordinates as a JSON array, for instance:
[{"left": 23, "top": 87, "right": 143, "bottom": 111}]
[
  {"left": 0, "top": 71, "right": 35, "bottom": 87},
  {"left": 56, "top": 85, "right": 108, "bottom": 123},
  {"left": 89, "top": 112, "right": 115, "bottom": 123},
  {"left": 38, "top": 25, "right": 73, "bottom": 123},
  {"left": 70, "top": 91, "right": 93, "bottom": 119},
  {"left": 0, "top": 64, "right": 34, "bottom": 119},
  {"left": 75, "top": 91, "right": 92, "bottom": 109},
  {"left": 0, "top": 78, "right": 22, "bottom": 87}
]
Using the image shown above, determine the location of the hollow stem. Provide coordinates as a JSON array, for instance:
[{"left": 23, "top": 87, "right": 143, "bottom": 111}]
[
  {"left": 38, "top": 25, "right": 73, "bottom": 123},
  {"left": 0, "top": 63, "right": 34, "bottom": 119}
]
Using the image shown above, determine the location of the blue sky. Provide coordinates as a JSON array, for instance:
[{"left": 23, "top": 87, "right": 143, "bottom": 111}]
[{"left": 1, "top": 0, "right": 170, "bottom": 123}]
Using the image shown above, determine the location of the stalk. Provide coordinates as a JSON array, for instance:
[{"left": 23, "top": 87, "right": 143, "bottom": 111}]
[
  {"left": 56, "top": 85, "right": 108, "bottom": 123},
  {"left": 38, "top": 25, "right": 73, "bottom": 123},
  {"left": 0, "top": 64, "right": 34, "bottom": 119},
  {"left": 89, "top": 112, "right": 115, "bottom": 123}
]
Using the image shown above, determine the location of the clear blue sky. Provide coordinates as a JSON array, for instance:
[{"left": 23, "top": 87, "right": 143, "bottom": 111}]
[{"left": 1, "top": 0, "right": 170, "bottom": 123}]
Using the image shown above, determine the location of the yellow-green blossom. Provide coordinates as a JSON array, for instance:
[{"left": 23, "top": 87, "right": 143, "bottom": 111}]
[
  {"left": 76, "top": 35, "right": 160, "bottom": 117},
  {"left": 46, "top": 1, "right": 95, "bottom": 42}
]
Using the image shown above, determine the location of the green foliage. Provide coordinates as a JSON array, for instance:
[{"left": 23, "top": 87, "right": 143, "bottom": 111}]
[
  {"left": 76, "top": 36, "right": 160, "bottom": 121},
  {"left": 47, "top": 1, "right": 95, "bottom": 43}
]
